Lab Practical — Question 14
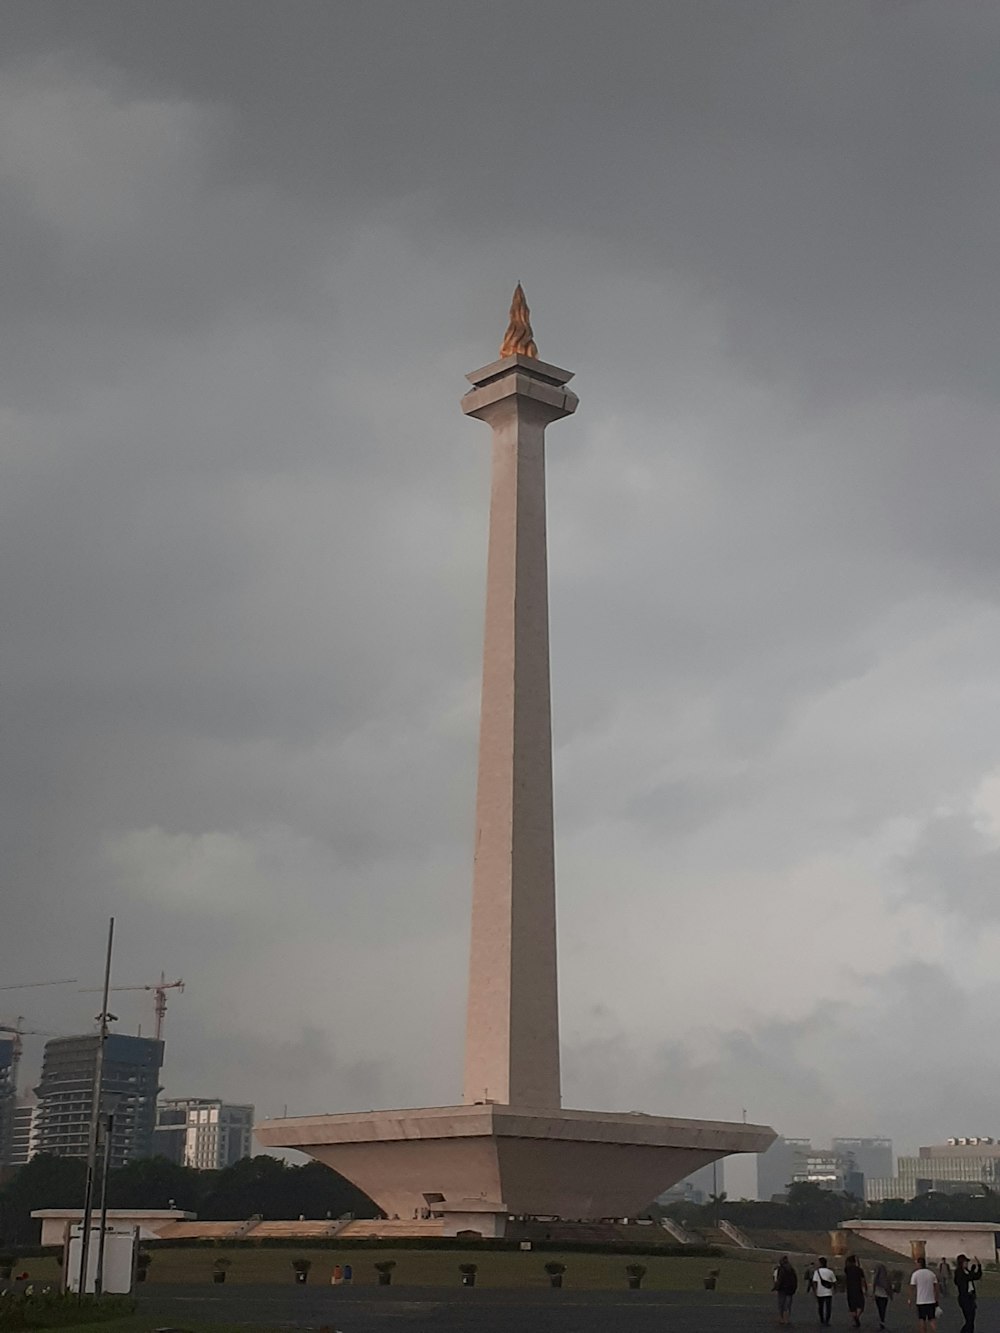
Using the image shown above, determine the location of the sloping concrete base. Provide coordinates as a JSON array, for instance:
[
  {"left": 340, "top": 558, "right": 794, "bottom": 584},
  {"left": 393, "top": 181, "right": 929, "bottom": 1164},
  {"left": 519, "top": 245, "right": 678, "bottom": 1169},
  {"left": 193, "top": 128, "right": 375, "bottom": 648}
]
[{"left": 255, "top": 1104, "right": 774, "bottom": 1222}]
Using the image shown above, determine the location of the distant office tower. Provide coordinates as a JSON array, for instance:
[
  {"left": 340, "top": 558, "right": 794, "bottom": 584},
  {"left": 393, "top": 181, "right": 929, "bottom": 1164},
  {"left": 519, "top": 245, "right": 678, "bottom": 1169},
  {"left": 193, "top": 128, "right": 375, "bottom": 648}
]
[
  {"left": 33, "top": 1033, "right": 163, "bottom": 1168},
  {"left": 757, "top": 1135, "right": 893, "bottom": 1201},
  {"left": 757, "top": 1137, "right": 813, "bottom": 1201},
  {"left": 793, "top": 1148, "right": 864, "bottom": 1197},
  {"left": 8, "top": 1101, "right": 38, "bottom": 1166},
  {"left": 154, "top": 1098, "right": 254, "bottom": 1169},
  {"left": 832, "top": 1137, "right": 893, "bottom": 1182},
  {"left": 0, "top": 1039, "right": 15, "bottom": 1167},
  {"left": 656, "top": 1159, "right": 725, "bottom": 1206},
  {"left": 721, "top": 1152, "right": 760, "bottom": 1201},
  {"left": 867, "top": 1137, "right": 1000, "bottom": 1202}
]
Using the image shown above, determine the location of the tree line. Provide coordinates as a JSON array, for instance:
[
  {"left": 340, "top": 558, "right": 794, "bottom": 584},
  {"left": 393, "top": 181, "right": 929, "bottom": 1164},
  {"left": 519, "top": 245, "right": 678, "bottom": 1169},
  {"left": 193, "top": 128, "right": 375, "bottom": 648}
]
[
  {"left": 0, "top": 1153, "right": 378, "bottom": 1245},
  {"left": 5, "top": 1163, "right": 995, "bottom": 1249},
  {"left": 658, "top": 1180, "right": 1000, "bottom": 1231}
]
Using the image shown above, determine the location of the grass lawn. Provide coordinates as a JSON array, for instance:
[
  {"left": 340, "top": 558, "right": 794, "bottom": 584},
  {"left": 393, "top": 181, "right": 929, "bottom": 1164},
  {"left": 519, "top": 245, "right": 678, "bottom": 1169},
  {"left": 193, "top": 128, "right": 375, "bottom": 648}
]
[
  {"left": 18, "top": 1245, "right": 776, "bottom": 1291},
  {"left": 19, "top": 1244, "right": 1000, "bottom": 1300},
  {"left": 141, "top": 1246, "right": 778, "bottom": 1291}
]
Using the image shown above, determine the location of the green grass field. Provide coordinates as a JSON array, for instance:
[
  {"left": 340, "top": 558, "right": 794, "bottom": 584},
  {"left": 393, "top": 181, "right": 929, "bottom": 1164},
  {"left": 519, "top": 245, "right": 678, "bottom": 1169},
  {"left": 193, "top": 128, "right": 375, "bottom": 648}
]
[
  {"left": 15, "top": 1246, "right": 775, "bottom": 1291},
  {"left": 17, "top": 1243, "right": 1000, "bottom": 1298}
]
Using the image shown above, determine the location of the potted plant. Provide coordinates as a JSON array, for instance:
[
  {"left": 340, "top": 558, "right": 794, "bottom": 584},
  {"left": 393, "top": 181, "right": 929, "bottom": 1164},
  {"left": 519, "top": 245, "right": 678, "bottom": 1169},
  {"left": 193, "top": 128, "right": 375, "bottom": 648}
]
[
  {"left": 375, "top": 1260, "right": 396, "bottom": 1286},
  {"left": 626, "top": 1262, "right": 647, "bottom": 1290},
  {"left": 459, "top": 1262, "right": 478, "bottom": 1287},
  {"left": 213, "top": 1257, "right": 232, "bottom": 1284},
  {"left": 704, "top": 1267, "right": 720, "bottom": 1291},
  {"left": 136, "top": 1251, "right": 152, "bottom": 1283},
  {"left": 0, "top": 1254, "right": 15, "bottom": 1283},
  {"left": 544, "top": 1260, "right": 566, "bottom": 1289},
  {"left": 291, "top": 1258, "right": 312, "bottom": 1285}
]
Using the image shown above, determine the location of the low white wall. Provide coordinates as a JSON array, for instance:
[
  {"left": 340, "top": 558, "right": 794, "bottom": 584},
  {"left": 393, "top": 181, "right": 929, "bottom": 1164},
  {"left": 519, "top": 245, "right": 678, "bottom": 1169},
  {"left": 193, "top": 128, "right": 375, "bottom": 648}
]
[
  {"left": 843, "top": 1222, "right": 1000, "bottom": 1263},
  {"left": 34, "top": 1210, "right": 192, "bottom": 1246}
]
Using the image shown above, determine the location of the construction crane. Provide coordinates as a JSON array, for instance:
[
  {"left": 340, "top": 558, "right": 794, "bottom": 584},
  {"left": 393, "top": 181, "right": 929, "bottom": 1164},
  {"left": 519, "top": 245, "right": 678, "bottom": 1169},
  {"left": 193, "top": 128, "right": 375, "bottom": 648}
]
[
  {"left": 0, "top": 1018, "right": 58, "bottom": 1097},
  {"left": 0, "top": 979, "right": 77, "bottom": 990},
  {"left": 0, "top": 981, "right": 75, "bottom": 1098},
  {"left": 80, "top": 973, "right": 184, "bottom": 1042}
]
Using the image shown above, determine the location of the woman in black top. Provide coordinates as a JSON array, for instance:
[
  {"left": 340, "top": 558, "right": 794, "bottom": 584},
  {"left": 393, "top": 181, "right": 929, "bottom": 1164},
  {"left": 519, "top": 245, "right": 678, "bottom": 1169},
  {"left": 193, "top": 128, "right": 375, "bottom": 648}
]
[
  {"left": 954, "top": 1254, "right": 983, "bottom": 1333},
  {"left": 844, "top": 1254, "right": 868, "bottom": 1328},
  {"left": 774, "top": 1255, "right": 798, "bottom": 1325}
]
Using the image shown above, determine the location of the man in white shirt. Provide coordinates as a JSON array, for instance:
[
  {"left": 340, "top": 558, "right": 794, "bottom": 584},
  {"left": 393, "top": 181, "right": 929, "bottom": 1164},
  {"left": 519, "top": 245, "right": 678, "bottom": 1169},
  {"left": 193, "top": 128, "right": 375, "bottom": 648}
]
[
  {"left": 811, "top": 1257, "right": 837, "bottom": 1326},
  {"left": 909, "top": 1259, "right": 940, "bottom": 1332}
]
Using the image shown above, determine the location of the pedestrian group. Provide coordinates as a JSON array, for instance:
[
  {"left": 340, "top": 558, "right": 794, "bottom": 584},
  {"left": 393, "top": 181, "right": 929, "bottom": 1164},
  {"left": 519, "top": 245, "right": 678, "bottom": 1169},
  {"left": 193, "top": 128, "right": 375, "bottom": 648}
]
[{"left": 772, "top": 1253, "right": 983, "bottom": 1331}]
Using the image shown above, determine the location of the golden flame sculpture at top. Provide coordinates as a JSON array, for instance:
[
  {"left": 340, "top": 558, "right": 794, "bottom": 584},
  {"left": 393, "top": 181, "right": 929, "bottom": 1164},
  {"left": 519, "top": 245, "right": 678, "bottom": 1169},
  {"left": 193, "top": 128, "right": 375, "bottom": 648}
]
[{"left": 500, "top": 283, "right": 538, "bottom": 359}]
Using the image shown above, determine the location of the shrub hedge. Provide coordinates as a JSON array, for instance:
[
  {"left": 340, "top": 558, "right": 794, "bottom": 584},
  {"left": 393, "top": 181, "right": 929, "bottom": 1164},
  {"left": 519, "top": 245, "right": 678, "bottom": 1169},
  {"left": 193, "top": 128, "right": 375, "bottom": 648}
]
[{"left": 144, "top": 1235, "right": 722, "bottom": 1257}]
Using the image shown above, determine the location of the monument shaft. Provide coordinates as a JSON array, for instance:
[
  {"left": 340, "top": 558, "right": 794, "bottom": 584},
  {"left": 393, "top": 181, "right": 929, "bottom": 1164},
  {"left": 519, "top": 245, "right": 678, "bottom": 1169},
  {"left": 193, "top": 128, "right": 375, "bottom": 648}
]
[{"left": 462, "top": 346, "right": 577, "bottom": 1109}]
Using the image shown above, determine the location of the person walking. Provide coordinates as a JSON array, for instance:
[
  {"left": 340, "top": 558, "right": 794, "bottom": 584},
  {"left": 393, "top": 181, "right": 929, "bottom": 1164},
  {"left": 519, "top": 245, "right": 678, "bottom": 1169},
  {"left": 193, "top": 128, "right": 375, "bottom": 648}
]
[
  {"left": 954, "top": 1254, "right": 983, "bottom": 1333},
  {"left": 937, "top": 1258, "right": 951, "bottom": 1297},
  {"left": 872, "top": 1261, "right": 894, "bottom": 1329},
  {"left": 774, "top": 1255, "right": 799, "bottom": 1325},
  {"left": 811, "top": 1256, "right": 837, "bottom": 1326},
  {"left": 844, "top": 1254, "right": 868, "bottom": 1328},
  {"left": 908, "top": 1258, "right": 939, "bottom": 1333}
]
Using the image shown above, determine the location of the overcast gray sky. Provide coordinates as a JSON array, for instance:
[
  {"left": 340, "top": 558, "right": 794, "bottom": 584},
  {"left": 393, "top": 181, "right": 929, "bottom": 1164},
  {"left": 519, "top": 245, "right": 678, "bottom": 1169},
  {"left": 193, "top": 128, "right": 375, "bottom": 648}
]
[{"left": 2, "top": 1, "right": 999, "bottom": 1165}]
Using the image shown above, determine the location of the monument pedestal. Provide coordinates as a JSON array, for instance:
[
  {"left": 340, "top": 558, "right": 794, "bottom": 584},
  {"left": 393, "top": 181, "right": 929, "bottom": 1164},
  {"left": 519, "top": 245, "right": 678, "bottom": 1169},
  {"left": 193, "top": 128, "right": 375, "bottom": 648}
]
[{"left": 255, "top": 1104, "right": 773, "bottom": 1233}]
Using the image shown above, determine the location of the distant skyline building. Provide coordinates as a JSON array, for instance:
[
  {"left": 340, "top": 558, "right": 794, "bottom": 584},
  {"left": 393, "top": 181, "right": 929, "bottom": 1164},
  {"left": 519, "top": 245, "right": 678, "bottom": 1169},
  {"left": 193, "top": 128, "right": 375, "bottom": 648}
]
[
  {"left": 0, "top": 1039, "right": 16, "bottom": 1168},
  {"left": 33, "top": 1033, "right": 163, "bottom": 1169},
  {"left": 832, "top": 1137, "right": 894, "bottom": 1183},
  {"left": 154, "top": 1098, "right": 254, "bottom": 1169},
  {"left": 757, "top": 1135, "right": 894, "bottom": 1201},
  {"left": 793, "top": 1149, "right": 864, "bottom": 1197},
  {"left": 8, "top": 1101, "right": 38, "bottom": 1167},
  {"left": 866, "top": 1138, "right": 1000, "bottom": 1203},
  {"left": 757, "top": 1136, "right": 814, "bottom": 1201},
  {"left": 720, "top": 1152, "right": 758, "bottom": 1201},
  {"left": 657, "top": 1159, "right": 726, "bottom": 1206}
]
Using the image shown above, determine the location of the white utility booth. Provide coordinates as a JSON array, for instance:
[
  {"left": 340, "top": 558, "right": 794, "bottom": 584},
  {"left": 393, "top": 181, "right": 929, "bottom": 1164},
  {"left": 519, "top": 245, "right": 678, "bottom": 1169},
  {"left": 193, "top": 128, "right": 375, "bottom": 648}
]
[{"left": 65, "top": 1224, "right": 137, "bottom": 1294}]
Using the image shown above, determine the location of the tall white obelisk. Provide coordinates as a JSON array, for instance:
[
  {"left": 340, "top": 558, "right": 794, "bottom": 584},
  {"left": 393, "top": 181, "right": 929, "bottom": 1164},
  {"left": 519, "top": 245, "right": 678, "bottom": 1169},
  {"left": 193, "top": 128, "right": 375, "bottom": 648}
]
[
  {"left": 461, "top": 286, "right": 578, "bottom": 1109},
  {"left": 255, "top": 293, "right": 776, "bottom": 1228}
]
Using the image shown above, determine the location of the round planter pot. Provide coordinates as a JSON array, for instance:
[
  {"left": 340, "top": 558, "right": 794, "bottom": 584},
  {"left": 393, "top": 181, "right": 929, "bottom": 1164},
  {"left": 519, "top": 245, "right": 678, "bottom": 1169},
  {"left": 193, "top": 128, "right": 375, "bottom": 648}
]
[
  {"left": 377, "top": 1272, "right": 392, "bottom": 1286},
  {"left": 294, "top": 1271, "right": 308, "bottom": 1284},
  {"left": 213, "top": 1272, "right": 227, "bottom": 1284},
  {"left": 549, "top": 1274, "right": 563, "bottom": 1288},
  {"left": 461, "top": 1274, "right": 476, "bottom": 1286},
  {"left": 704, "top": 1278, "right": 717, "bottom": 1291},
  {"left": 137, "top": 1270, "right": 148, "bottom": 1283},
  {"left": 628, "top": 1276, "right": 642, "bottom": 1289}
]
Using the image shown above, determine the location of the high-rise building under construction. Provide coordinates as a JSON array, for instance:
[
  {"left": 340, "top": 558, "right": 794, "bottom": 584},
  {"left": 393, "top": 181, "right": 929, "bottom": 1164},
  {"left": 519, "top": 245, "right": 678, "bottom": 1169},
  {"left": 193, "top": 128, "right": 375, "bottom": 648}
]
[
  {"left": 33, "top": 1033, "right": 163, "bottom": 1169},
  {"left": 0, "top": 1039, "right": 16, "bottom": 1167}
]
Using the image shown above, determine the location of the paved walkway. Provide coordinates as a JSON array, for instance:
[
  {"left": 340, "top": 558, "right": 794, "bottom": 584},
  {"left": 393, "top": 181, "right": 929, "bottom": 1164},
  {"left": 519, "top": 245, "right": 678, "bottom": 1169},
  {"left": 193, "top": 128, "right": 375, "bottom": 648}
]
[{"left": 137, "top": 1284, "right": 996, "bottom": 1331}]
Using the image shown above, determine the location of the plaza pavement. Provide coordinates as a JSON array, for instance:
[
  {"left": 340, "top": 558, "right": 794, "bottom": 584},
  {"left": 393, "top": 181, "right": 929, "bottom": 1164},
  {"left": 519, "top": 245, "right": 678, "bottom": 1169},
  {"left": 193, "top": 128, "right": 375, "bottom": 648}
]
[{"left": 137, "top": 1284, "right": 998, "bottom": 1332}]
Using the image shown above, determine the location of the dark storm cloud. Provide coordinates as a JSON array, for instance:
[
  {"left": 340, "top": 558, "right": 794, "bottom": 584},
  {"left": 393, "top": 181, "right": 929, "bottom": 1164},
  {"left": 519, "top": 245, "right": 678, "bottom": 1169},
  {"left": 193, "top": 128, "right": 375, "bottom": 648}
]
[
  {"left": 2, "top": 1, "right": 999, "bottom": 1150},
  {"left": 7, "top": 1, "right": 1000, "bottom": 398},
  {"left": 563, "top": 962, "right": 989, "bottom": 1150}
]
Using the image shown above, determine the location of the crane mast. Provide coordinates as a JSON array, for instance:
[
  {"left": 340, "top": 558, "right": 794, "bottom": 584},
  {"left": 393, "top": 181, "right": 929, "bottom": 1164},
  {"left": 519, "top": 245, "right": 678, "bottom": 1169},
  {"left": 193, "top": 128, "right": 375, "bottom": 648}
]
[{"left": 80, "top": 972, "right": 185, "bottom": 1041}]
